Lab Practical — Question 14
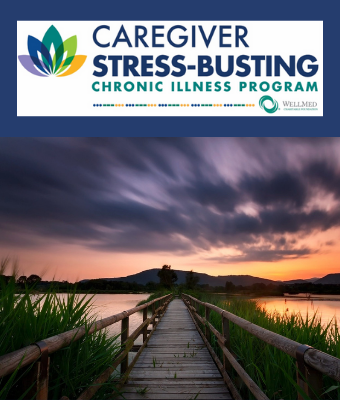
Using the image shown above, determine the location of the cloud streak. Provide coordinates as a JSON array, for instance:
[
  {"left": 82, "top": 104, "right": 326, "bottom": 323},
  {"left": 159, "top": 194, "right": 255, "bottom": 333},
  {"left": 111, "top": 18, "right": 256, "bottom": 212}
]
[{"left": 1, "top": 137, "right": 340, "bottom": 263}]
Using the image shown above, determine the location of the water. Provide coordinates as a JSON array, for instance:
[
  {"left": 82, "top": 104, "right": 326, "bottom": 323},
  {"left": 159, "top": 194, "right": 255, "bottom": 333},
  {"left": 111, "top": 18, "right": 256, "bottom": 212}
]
[
  {"left": 86, "top": 294, "right": 339, "bottom": 334},
  {"left": 52, "top": 292, "right": 339, "bottom": 344},
  {"left": 89, "top": 293, "right": 150, "bottom": 344},
  {"left": 256, "top": 295, "right": 340, "bottom": 326}
]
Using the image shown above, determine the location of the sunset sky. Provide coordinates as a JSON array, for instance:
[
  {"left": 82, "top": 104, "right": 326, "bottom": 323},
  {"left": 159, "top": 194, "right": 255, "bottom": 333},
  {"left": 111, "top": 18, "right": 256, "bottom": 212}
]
[{"left": 1, "top": 137, "right": 339, "bottom": 282}]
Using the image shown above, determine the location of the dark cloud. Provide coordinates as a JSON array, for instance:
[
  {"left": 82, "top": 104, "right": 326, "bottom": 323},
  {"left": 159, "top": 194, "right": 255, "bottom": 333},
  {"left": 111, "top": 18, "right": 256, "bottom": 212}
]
[
  {"left": 241, "top": 172, "right": 306, "bottom": 208},
  {"left": 305, "top": 161, "right": 340, "bottom": 199},
  {"left": 208, "top": 247, "right": 314, "bottom": 263},
  {"left": 175, "top": 180, "right": 240, "bottom": 212},
  {"left": 0, "top": 138, "right": 340, "bottom": 262}
]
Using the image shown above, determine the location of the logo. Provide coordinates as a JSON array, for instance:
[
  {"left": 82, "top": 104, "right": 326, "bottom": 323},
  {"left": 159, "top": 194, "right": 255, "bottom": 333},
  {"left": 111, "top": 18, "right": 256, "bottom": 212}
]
[
  {"left": 18, "top": 25, "right": 86, "bottom": 77},
  {"left": 259, "top": 95, "right": 279, "bottom": 114}
]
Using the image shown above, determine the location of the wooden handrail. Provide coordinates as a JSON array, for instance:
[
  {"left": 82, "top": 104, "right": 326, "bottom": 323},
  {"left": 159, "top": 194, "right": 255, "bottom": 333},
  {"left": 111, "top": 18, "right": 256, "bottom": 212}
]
[
  {"left": 182, "top": 295, "right": 268, "bottom": 400},
  {"left": 182, "top": 293, "right": 340, "bottom": 400},
  {"left": 0, "top": 294, "right": 172, "bottom": 379},
  {"left": 182, "top": 293, "right": 340, "bottom": 381},
  {"left": 76, "top": 296, "right": 173, "bottom": 400}
]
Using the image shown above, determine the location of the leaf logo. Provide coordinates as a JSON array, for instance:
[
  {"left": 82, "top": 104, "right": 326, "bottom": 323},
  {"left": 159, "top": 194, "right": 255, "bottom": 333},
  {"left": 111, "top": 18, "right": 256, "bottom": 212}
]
[{"left": 18, "top": 25, "right": 87, "bottom": 77}]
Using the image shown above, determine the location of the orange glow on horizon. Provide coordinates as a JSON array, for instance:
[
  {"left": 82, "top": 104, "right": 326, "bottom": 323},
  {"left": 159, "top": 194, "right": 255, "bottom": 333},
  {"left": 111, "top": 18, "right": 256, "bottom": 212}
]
[{"left": 2, "top": 237, "right": 339, "bottom": 283}]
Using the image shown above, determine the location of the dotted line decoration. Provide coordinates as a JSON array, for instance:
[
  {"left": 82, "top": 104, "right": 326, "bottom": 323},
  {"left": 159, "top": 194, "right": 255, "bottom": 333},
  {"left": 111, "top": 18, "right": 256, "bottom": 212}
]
[{"left": 94, "top": 103, "right": 256, "bottom": 107}]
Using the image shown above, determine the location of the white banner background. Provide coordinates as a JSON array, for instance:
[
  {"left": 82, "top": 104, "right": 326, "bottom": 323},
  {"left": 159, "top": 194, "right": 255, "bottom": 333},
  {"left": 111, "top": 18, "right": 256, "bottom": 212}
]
[{"left": 17, "top": 21, "right": 323, "bottom": 116}]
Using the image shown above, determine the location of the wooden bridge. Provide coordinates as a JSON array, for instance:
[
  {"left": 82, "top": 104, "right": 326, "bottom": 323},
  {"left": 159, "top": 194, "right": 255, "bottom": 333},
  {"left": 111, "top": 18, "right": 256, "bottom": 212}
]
[
  {"left": 1, "top": 293, "right": 340, "bottom": 400},
  {"left": 121, "top": 298, "right": 232, "bottom": 400}
]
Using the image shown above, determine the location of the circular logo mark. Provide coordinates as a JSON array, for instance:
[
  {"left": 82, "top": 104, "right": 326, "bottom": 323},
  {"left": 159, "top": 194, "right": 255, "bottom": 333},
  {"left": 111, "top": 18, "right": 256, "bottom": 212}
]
[{"left": 259, "top": 95, "right": 278, "bottom": 114}]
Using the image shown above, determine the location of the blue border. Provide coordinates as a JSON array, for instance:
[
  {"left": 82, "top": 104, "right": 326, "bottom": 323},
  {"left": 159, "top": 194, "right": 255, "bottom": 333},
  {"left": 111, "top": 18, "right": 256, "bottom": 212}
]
[{"left": 4, "top": 0, "right": 338, "bottom": 137}]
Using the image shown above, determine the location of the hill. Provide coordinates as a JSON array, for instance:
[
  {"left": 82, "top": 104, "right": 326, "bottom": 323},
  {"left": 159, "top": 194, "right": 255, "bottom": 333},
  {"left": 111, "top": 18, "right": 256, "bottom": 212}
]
[
  {"left": 282, "top": 277, "right": 320, "bottom": 284},
  {"left": 84, "top": 268, "right": 279, "bottom": 287},
  {"left": 314, "top": 274, "right": 340, "bottom": 285}
]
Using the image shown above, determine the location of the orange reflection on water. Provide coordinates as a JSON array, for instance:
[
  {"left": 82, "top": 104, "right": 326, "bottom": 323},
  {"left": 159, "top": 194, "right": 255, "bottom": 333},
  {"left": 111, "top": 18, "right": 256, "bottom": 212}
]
[{"left": 257, "top": 296, "right": 340, "bottom": 326}]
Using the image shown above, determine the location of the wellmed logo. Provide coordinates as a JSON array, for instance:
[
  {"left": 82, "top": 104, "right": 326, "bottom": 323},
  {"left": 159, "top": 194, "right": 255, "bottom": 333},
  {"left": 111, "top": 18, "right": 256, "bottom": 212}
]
[
  {"left": 282, "top": 101, "right": 317, "bottom": 107},
  {"left": 259, "top": 95, "right": 278, "bottom": 114}
]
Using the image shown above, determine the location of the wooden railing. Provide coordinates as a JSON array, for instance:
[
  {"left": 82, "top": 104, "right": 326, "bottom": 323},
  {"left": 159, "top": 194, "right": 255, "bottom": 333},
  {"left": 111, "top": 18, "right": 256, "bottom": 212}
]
[
  {"left": 0, "top": 293, "right": 172, "bottom": 400},
  {"left": 182, "top": 293, "right": 340, "bottom": 400}
]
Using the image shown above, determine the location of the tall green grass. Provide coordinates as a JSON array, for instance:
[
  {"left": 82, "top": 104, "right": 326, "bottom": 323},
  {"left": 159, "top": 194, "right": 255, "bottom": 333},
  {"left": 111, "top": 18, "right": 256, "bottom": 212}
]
[
  {"left": 0, "top": 259, "right": 121, "bottom": 400},
  {"left": 189, "top": 292, "right": 340, "bottom": 400}
]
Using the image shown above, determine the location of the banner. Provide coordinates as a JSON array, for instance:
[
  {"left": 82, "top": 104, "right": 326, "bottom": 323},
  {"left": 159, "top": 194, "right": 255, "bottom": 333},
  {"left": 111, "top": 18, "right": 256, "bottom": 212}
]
[{"left": 17, "top": 21, "right": 323, "bottom": 117}]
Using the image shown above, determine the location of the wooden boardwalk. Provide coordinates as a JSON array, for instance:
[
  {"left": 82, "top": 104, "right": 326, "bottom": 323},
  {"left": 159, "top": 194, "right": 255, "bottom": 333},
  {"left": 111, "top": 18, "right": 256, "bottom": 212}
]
[
  {"left": 2, "top": 293, "right": 340, "bottom": 400},
  {"left": 119, "top": 298, "right": 232, "bottom": 400}
]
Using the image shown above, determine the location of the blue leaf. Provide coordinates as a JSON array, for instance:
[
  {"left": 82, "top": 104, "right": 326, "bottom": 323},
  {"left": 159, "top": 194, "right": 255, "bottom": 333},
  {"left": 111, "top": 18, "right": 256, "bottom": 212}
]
[{"left": 27, "top": 36, "right": 52, "bottom": 75}]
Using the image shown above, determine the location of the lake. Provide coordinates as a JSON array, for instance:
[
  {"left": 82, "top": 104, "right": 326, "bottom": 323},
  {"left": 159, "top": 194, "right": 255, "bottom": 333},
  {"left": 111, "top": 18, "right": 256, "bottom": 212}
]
[
  {"left": 86, "top": 293, "right": 339, "bottom": 341},
  {"left": 89, "top": 293, "right": 150, "bottom": 344},
  {"left": 256, "top": 295, "right": 339, "bottom": 326}
]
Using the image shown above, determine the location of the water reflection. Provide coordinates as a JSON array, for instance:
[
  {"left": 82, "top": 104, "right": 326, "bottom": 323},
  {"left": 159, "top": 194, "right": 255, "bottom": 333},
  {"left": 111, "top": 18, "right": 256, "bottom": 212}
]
[
  {"left": 256, "top": 296, "right": 339, "bottom": 325},
  {"left": 90, "top": 294, "right": 150, "bottom": 344}
]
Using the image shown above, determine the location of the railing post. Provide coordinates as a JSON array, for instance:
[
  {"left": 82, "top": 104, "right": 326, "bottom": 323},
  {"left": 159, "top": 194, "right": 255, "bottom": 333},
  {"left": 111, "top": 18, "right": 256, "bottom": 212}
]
[
  {"left": 152, "top": 301, "right": 156, "bottom": 327},
  {"left": 205, "top": 304, "right": 211, "bottom": 343},
  {"left": 22, "top": 341, "right": 50, "bottom": 400},
  {"left": 35, "top": 341, "right": 49, "bottom": 400},
  {"left": 143, "top": 306, "right": 148, "bottom": 343},
  {"left": 296, "top": 345, "right": 323, "bottom": 400},
  {"left": 306, "top": 366, "right": 323, "bottom": 400},
  {"left": 121, "top": 315, "right": 129, "bottom": 375},
  {"left": 222, "top": 315, "right": 232, "bottom": 373}
]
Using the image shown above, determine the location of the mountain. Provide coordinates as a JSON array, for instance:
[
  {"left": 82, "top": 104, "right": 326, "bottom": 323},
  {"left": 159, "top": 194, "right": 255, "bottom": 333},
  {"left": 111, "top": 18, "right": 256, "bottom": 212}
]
[
  {"left": 305, "top": 277, "right": 320, "bottom": 283},
  {"left": 282, "top": 279, "right": 310, "bottom": 284},
  {"left": 79, "top": 269, "right": 332, "bottom": 286},
  {"left": 82, "top": 268, "right": 278, "bottom": 286},
  {"left": 282, "top": 277, "right": 320, "bottom": 284},
  {"left": 314, "top": 274, "right": 340, "bottom": 285}
]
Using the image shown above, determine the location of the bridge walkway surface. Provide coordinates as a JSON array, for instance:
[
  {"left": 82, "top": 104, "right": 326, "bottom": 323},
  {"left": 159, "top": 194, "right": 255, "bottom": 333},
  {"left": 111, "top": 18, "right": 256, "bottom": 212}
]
[{"left": 118, "top": 298, "right": 232, "bottom": 400}]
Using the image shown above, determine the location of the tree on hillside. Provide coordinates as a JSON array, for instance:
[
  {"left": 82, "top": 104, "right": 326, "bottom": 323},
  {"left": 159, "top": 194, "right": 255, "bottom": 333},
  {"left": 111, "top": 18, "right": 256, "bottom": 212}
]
[
  {"left": 225, "top": 281, "right": 236, "bottom": 294},
  {"left": 251, "top": 283, "right": 266, "bottom": 293},
  {"left": 185, "top": 270, "right": 200, "bottom": 289},
  {"left": 0, "top": 275, "right": 12, "bottom": 285},
  {"left": 157, "top": 265, "right": 178, "bottom": 288},
  {"left": 17, "top": 275, "right": 27, "bottom": 288},
  {"left": 26, "top": 274, "right": 42, "bottom": 287}
]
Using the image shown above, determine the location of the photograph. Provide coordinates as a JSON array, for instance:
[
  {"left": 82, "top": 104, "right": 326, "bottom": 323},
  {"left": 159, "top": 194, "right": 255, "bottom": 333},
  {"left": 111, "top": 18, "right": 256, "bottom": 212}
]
[
  {"left": 0, "top": 137, "right": 339, "bottom": 400},
  {"left": 2, "top": 0, "right": 336, "bottom": 397}
]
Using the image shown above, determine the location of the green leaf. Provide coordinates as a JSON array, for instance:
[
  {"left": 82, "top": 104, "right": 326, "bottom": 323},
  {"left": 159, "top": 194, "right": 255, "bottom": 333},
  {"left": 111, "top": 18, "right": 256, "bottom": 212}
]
[
  {"left": 322, "top": 385, "right": 339, "bottom": 395},
  {"left": 55, "top": 35, "right": 77, "bottom": 75}
]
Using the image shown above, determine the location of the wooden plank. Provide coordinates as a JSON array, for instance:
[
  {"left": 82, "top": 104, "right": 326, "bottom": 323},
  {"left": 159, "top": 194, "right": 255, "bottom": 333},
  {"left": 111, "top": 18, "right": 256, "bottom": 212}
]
[
  {"left": 150, "top": 337, "right": 202, "bottom": 340},
  {"left": 137, "top": 354, "right": 213, "bottom": 358},
  {"left": 129, "top": 373, "right": 223, "bottom": 379},
  {"left": 122, "top": 386, "right": 229, "bottom": 393},
  {"left": 120, "top": 299, "right": 231, "bottom": 400},
  {"left": 124, "top": 380, "right": 227, "bottom": 386},
  {"left": 130, "top": 369, "right": 222, "bottom": 375},
  {"left": 133, "top": 363, "right": 218, "bottom": 368},
  {"left": 116, "top": 393, "right": 232, "bottom": 399}
]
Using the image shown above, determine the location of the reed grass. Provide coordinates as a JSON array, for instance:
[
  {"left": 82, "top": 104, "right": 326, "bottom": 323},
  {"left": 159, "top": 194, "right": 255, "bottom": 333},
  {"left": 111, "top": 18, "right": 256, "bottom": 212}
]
[
  {"left": 0, "top": 258, "right": 121, "bottom": 400},
  {"left": 190, "top": 292, "right": 340, "bottom": 400}
]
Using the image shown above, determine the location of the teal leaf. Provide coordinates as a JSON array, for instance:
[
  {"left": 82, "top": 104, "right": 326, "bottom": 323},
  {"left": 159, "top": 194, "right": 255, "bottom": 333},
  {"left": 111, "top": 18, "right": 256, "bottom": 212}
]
[{"left": 42, "top": 25, "right": 64, "bottom": 73}]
